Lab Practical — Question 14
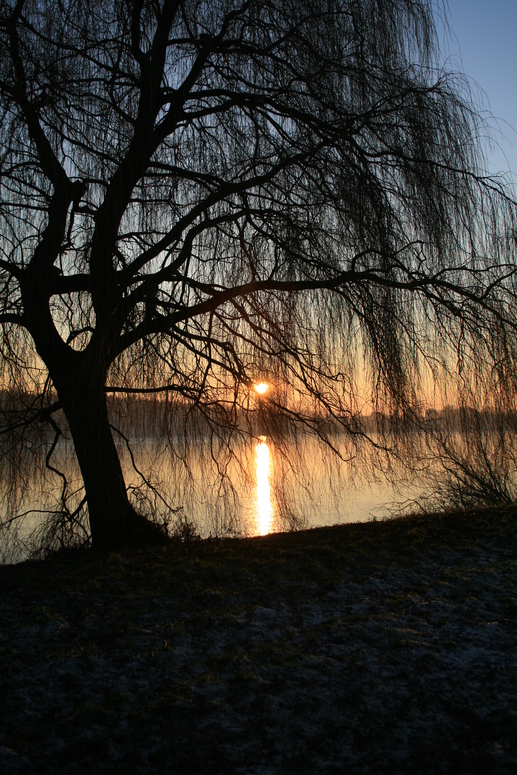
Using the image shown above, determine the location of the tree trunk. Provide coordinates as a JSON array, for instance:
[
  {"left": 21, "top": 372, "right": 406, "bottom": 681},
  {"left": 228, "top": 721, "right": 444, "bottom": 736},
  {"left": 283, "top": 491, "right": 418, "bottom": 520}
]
[
  {"left": 20, "top": 256, "right": 168, "bottom": 552},
  {"left": 53, "top": 364, "right": 168, "bottom": 552},
  {"left": 15, "top": 181, "right": 168, "bottom": 551}
]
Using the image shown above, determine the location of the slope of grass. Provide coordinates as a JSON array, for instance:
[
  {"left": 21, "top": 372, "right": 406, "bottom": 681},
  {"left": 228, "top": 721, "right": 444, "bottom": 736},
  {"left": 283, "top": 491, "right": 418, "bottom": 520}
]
[{"left": 1, "top": 506, "right": 517, "bottom": 773}]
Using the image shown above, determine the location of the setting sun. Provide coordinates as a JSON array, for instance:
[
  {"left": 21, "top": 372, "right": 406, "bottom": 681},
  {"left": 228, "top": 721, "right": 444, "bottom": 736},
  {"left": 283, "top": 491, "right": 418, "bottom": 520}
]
[{"left": 254, "top": 382, "right": 269, "bottom": 395}]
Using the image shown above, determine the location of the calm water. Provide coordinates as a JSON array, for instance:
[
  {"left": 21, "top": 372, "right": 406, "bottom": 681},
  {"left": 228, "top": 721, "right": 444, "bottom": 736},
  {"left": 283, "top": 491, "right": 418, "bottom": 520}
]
[
  {"left": 118, "top": 433, "right": 420, "bottom": 536},
  {"left": 0, "top": 433, "right": 421, "bottom": 561}
]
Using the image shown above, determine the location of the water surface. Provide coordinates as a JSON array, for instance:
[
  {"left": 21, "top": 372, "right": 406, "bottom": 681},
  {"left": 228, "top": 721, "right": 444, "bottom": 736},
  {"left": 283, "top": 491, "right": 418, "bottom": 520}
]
[{"left": 0, "top": 432, "right": 421, "bottom": 561}]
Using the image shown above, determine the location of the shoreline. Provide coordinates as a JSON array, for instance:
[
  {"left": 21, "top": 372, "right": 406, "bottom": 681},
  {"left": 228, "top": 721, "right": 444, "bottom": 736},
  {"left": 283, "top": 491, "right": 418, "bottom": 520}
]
[{"left": 1, "top": 506, "right": 517, "bottom": 773}]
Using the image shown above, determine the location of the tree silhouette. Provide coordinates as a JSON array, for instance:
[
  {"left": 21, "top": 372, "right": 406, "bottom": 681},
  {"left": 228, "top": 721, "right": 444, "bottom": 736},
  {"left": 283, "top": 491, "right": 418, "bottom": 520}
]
[{"left": 0, "top": 0, "right": 515, "bottom": 551}]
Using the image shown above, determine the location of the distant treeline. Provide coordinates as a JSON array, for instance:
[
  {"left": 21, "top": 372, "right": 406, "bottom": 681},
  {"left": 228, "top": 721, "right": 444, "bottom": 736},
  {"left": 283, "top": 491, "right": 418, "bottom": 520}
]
[{"left": 1, "top": 388, "right": 515, "bottom": 444}]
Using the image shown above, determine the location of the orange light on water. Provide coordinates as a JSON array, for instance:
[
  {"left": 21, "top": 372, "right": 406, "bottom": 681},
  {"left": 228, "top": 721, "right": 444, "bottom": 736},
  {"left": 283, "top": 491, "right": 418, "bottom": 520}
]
[
  {"left": 256, "top": 437, "right": 273, "bottom": 535},
  {"left": 254, "top": 382, "right": 269, "bottom": 395}
]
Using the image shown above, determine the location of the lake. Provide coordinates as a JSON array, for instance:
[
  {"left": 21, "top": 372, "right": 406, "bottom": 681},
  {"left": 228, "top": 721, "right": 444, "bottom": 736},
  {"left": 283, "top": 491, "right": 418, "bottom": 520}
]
[{"left": 0, "top": 431, "right": 422, "bottom": 562}]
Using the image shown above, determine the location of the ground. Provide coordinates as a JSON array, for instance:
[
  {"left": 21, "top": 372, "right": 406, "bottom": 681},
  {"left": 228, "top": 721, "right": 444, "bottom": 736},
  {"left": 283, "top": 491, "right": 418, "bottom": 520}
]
[{"left": 1, "top": 506, "right": 516, "bottom": 773}]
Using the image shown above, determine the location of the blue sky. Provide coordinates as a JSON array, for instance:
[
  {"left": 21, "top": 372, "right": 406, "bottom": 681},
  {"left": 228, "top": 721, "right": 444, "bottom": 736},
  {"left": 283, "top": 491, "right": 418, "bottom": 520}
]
[{"left": 443, "top": 1, "right": 517, "bottom": 185}]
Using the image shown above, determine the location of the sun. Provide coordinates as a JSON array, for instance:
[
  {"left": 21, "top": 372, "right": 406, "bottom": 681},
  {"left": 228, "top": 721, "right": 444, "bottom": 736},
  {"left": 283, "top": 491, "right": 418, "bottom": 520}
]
[{"left": 254, "top": 382, "right": 269, "bottom": 395}]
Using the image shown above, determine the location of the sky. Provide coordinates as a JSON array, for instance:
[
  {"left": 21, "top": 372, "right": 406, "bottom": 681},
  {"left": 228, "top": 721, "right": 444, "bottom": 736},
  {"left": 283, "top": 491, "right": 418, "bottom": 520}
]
[{"left": 443, "top": 0, "right": 517, "bottom": 186}]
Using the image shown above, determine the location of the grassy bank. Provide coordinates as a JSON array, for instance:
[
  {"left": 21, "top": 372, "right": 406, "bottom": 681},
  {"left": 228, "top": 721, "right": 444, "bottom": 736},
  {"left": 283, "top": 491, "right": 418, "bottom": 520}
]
[{"left": 1, "top": 506, "right": 517, "bottom": 773}]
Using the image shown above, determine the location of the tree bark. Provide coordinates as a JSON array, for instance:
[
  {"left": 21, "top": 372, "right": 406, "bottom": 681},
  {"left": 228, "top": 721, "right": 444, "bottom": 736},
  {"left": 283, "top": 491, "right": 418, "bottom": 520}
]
[
  {"left": 49, "top": 356, "right": 168, "bottom": 552},
  {"left": 21, "top": 263, "right": 169, "bottom": 552}
]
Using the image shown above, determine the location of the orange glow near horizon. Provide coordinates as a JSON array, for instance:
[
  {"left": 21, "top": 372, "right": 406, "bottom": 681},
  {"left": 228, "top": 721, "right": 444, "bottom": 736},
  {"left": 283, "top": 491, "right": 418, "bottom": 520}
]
[
  {"left": 255, "top": 436, "right": 273, "bottom": 535},
  {"left": 254, "top": 382, "right": 269, "bottom": 395}
]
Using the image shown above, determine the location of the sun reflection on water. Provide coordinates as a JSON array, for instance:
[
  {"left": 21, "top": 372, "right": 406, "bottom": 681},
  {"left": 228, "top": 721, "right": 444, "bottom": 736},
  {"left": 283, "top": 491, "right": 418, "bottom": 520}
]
[{"left": 256, "top": 436, "right": 273, "bottom": 535}]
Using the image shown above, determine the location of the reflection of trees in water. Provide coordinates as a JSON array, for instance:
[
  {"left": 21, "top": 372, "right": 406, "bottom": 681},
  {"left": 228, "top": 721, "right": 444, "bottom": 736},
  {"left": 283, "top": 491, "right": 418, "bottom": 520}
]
[
  {"left": 0, "top": 393, "right": 353, "bottom": 560},
  {"left": 2, "top": 391, "right": 517, "bottom": 563}
]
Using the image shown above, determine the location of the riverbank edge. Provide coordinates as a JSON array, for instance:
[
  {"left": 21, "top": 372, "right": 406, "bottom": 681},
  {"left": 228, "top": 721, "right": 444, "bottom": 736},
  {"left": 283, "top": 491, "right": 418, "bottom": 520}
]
[{"left": 2, "top": 500, "right": 517, "bottom": 574}]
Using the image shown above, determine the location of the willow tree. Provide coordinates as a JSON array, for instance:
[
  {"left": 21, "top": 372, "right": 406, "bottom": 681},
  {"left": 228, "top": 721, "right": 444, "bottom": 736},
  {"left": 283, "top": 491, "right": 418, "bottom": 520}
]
[{"left": 0, "top": 0, "right": 515, "bottom": 551}]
